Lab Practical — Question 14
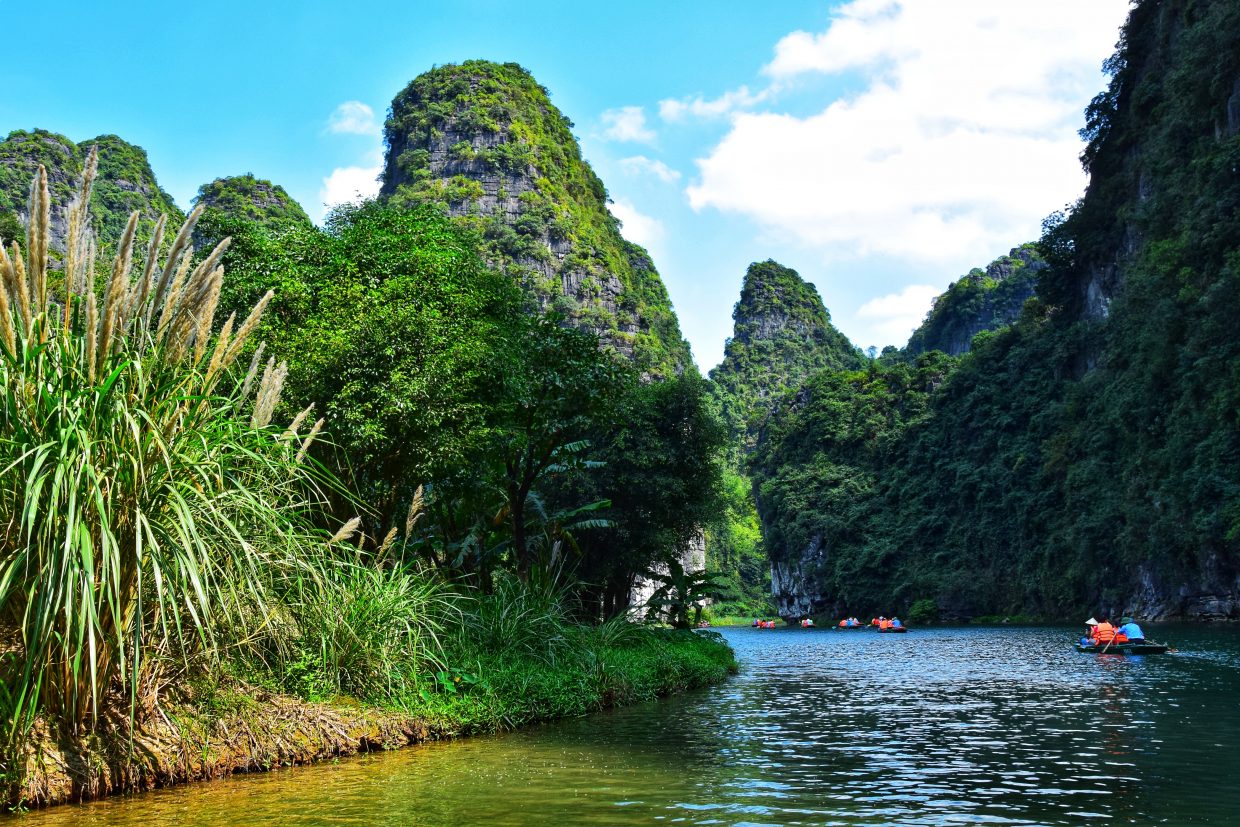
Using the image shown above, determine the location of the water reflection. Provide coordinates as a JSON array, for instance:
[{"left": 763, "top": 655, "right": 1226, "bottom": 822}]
[{"left": 14, "top": 625, "right": 1240, "bottom": 826}]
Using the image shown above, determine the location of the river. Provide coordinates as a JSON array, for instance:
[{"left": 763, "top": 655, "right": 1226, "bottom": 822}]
[{"left": 15, "top": 625, "right": 1240, "bottom": 826}]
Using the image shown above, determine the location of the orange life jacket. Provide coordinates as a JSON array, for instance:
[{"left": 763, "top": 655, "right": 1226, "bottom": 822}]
[
  {"left": 879, "top": 619, "right": 891, "bottom": 629},
  {"left": 1114, "top": 632, "right": 1129, "bottom": 643},
  {"left": 1094, "top": 622, "right": 1116, "bottom": 643}
]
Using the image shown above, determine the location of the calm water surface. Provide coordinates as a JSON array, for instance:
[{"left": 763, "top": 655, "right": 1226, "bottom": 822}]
[{"left": 16, "top": 625, "right": 1240, "bottom": 826}]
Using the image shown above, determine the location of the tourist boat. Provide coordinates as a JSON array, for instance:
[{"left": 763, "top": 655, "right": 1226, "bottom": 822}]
[
  {"left": 1074, "top": 641, "right": 1170, "bottom": 654},
  {"left": 877, "top": 626, "right": 908, "bottom": 633}
]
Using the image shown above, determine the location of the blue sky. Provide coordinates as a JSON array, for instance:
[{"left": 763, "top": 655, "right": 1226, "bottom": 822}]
[{"left": 0, "top": 0, "right": 1131, "bottom": 369}]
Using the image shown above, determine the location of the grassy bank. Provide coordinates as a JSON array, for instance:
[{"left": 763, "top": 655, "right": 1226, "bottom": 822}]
[{"left": 15, "top": 623, "right": 734, "bottom": 808}]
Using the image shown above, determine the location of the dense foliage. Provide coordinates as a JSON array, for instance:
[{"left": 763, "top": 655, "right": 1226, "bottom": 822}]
[
  {"left": 711, "top": 260, "right": 865, "bottom": 446},
  {"left": 905, "top": 245, "right": 1045, "bottom": 356},
  {"left": 0, "top": 154, "right": 338, "bottom": 764},
  {"left": 381, "top": 60, "right": 692, "bottom": 377},
  {"left": 212, "top": 200, "right": 725, "bottom": 614},
  {"left": 0, "top": 129, "right": 181, "bottom": 253},
  {"left": 193, "top": 174, "right": 310, "bottom": 239},
  {"left": 0, "top": 140, "right": 733, "bottom": 804},
  {"left": 705, "top": 260, "right": 864, "bottom": 616},
  {"left": 753, "top": 0, "right": 1240, "bottom": 620}
]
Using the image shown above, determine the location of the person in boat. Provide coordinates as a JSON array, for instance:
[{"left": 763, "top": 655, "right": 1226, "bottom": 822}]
[
  {"left": 890, "top": 616, "right": 903, "bottom": 629},
  {"left": 1092, "top": 617, "right": 1118, "bottom": 644},
  {"left": 1117, "top": 617, "right": 1146, "bottom": 643},
  {"left": 1082, "top": 618, "right": 1098, "bottom": 647}
]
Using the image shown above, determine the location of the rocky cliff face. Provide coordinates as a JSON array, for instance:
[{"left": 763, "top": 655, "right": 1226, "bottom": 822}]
[
  {"left": 709, "top": 260, "right": 863, "bottom": 445},
  {"left": 0, "top": 130, "right": 181, "bottom": 254},
  {"left": 381, "top": 60, "right": 691, "bottom": 377},
  {"left": 751, "top": 0, "right": 1240, "bottom": 622},
  {"left": 194, "top": 175, "right": 310, "bottom": 228},
  {"left": 906, "top": 245, "right": 1045, "bottom": 356},
  {"left": 191, "top": 174, "right": 311, "bottom": 250}
]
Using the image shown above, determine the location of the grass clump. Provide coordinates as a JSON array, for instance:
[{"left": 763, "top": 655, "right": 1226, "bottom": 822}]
[{"left": 0, "top": 149, "right": 349, "bottom": 789}]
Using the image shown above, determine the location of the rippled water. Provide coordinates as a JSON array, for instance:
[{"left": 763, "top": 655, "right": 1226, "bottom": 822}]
[{"left": 15, "top": 625, "right": 1240, "bottom": 826}]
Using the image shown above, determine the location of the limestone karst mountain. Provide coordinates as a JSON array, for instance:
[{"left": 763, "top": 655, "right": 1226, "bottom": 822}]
[
  {"left": 0, "top": 129, "right": 182, "bottom": 252},
  {"left": 905, "top": 245, "right": 1045, "bottom": 357},
  {"left": 380, "top": 60, "right": 691, "bottom": 377}
]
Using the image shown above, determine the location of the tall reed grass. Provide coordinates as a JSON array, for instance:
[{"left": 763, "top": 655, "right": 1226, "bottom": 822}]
[{"left": 0, "top": 150, "right": 332, "bottom": 755}]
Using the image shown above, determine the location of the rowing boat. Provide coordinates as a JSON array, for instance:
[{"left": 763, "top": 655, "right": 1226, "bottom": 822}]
[
  {"left": 877, "top": 626, "right": 908, "bottom": 633},
  {"left": 1074, "top": 641, "right": 1169, "bottom": 654}
]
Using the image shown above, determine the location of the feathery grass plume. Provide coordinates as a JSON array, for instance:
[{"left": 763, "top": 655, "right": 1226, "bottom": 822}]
[
  {"left": 145, "top": 203, "right": 202, "bottom": 331},
  {"left": 9, "top": 241, "right": 31, "bottom": 336},
  {"left": 251, "top": 357, "right": 288, "bottom": 429},
  {"left": 83, "top": 288, "right": 99, "bottom": 383},
  {"left": 62, "top": 146, "right": 99, "bottom": 325},
  {"left": 158, "top": 238, "right": 230, "bottom": 351},
  {"left": 204, "top": 312, "right": 236, "bottom": 385},
  {"left": 154, "top": 252, "right": 192, "bottom": 343},
  {"left": 0, "top": 155, "right": 342, "bottom": 778},
  {"left": 26, "top": 167, "right": 50, "bottom": 324},
  {"left": 405, "top": 485, "right": 425, "bottom": 538},
  {"left": 0, "top": 246, "right": 14, "bottom": 353},
  {"left": 240, "top": 340, "right": 266, "bottom": 400},
  {"left": 127, "top": 213, "right": 167, "bottom": 323},
  {"left": 329, "top": 517, "right": 363, "bottom": 546},
  {"left": 286, "top": 403, "right": 315, "bottom": 438},
  {"left": 95, "top": 211, "right": 140, "bottom": 368},
  {"left": 377, "top": 526, "right": 399, "bottom": 558},
  {"left": 225, "top": 289, "right": 273, "bottom": 367},
  {"left": 296, "top": 418, "right": 324, "bottom": 464},
  {"left": 192, "top": 266, "right": 224, "bottom": 364}
]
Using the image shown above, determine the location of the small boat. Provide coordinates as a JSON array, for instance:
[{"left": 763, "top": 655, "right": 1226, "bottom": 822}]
[
  {"left": 877, "top": 626, "right": 908, "bottom": 633},
  {"left": 1074, "top": 641, "right": 1170, "bottom": 655}
]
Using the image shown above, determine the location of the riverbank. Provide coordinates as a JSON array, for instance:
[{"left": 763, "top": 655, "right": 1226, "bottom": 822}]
[{"left": 10, "top": 628, "right": 734, "bottom": 810}]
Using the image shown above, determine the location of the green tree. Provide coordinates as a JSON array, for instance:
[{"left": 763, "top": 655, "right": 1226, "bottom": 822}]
[
  {"left": 215, "top": 201, "right": 523, "bottom": 536},
  {"left": 490, "top": 315, "right": 630, "bottom": 579}
]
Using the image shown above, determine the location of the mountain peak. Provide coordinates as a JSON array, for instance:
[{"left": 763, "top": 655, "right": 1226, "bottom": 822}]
[
  {"left": 711, "top": 259, "right": 863, "bottom": 442},
  {"left": 380, "top": 60, "right": 691, "bottom": 377}
]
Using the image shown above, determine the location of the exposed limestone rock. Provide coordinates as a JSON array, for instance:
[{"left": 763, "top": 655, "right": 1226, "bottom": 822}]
[
  {"left": 906, "top": 245, "right": 1046, "bottom": 356},
  {"left": 381, "top": 60, "right": 690, "bottom": 377}
]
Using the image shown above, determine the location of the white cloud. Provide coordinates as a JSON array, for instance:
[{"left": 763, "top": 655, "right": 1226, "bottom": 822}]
[
  {"left": 658, "top": 85, "right": 771, "bottom": 121},
  {"left": 610, "top": 198, "right": 664, "bottom": 249},
  {"left": 600, "top": 106, "right": 656, "bottom": 143},
  {"left": 856, "top": 284, "right": 941, "bottom": 344},
  {"left": 327, "top": 101, "right": 380, "bottom": 136},
  {"left": 618, "top": 156, "right": 681, "bottom": 183},
  {"left": 688, "top": 0, "right": 1130, "bottom": 264},
  {"left": 319, "top": 164, "right": 381, "bottom": 219}
]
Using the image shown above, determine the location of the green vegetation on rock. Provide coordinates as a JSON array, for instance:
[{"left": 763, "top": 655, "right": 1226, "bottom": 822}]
[
  {"left": 711, "top": 260, "right": 865, "bottom": 446},
  {"left": 0, "top": 129, "right": 182, "bottom": 254},
  {"left": 704, "top": 260, "right": 864, "bottom": 616},
  {"left": 194, "top": 174, "right": 310, "bottom": 228},
  {"left": 381, "top": 60, "right": 691, "bottom": 377},
  {"left": 905, "top": 244, "right": 1045, "bottom": 356},
  {"left": 752, "top": 0, "right": 1240, "bottom": 621}
]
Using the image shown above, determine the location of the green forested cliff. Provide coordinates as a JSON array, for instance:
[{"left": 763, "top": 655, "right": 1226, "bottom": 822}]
[
  {"left": 905, "top": 245, "right": 1044, "bottom": 357},
  {"left": 0, "top": 129, "right": 182, "bottom": 252},
  {"left": 711, "top": 260, "right": 864, "bottom": 447},
  {"left": 754, "top": 0, "right": 1240, "bottom": 621},
  {"left": 194, "top": 174, "right": 310, "bottom": 228},
  {"left": 380, "top": 60, "right": 692, "bottom": 377},
  {"left": 705, "top": 260, "right": 863, "bottom": 615}
]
